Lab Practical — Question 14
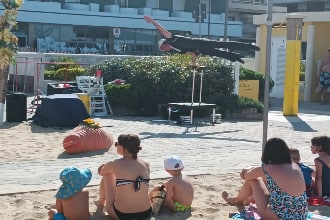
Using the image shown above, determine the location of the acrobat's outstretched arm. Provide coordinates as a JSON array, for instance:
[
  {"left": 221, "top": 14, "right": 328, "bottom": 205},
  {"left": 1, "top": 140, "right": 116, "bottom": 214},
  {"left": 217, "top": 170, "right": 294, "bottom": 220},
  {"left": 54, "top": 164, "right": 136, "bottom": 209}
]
[{"left": 144, "top": 16, "right": 172, "bottom": 39}]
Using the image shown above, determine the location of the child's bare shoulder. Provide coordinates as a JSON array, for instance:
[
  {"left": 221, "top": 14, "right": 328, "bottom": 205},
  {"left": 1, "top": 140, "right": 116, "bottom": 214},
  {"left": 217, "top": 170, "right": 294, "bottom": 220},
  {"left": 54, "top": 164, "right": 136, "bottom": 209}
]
[{"left": 164, "top": 176, "right": 178, "bottom": 186}]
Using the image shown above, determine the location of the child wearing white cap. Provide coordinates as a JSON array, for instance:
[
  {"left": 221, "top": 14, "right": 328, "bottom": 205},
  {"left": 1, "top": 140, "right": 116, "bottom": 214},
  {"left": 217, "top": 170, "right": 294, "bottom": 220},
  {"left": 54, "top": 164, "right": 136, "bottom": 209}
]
[{"left": 149, "top": 156, "right": 194, "bottom": 213}]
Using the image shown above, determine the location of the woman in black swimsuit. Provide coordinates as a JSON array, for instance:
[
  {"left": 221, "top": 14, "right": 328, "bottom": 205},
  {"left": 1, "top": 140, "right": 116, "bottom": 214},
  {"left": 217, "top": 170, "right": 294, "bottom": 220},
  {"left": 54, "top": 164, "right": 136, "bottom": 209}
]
[
  {"left": 95, "top": 134, "right": 152, "bottom": 220},
  {"left": 144, "top": 15, "right": 260, "bottom": 64}
]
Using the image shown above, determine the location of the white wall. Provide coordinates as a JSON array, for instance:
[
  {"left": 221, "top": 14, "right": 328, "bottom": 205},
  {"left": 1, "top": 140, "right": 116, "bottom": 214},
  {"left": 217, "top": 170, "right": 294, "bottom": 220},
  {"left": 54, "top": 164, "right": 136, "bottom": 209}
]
[{"left": 269, "top": 37, "right": 287, "bottom": 98}]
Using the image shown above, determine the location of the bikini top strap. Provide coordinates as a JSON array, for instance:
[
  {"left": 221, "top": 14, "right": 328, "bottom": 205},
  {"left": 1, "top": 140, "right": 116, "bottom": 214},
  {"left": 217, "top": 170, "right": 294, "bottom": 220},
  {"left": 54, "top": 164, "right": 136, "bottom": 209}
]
[
  {"left": 315, "top": 158, "right": 326, "bottom": 166},
  {"left": 133, "top": 177, "right": 150, "bottom": 192},
  {"left": 116, "top": 179, "right": 134, "bottom": 186}
]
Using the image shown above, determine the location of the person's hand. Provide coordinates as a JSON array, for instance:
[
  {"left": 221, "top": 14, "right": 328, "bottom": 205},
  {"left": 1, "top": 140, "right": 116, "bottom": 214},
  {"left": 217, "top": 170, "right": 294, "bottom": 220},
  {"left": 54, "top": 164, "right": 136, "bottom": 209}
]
[
  {"left": 240, "top": 166, "right": 254, "bottom": 179},
  {"left": 240, "top": 169, "right": 247, "bottom": 179},
  {"left": 144, "top": 15, "right": 153, "bottom": 23}
]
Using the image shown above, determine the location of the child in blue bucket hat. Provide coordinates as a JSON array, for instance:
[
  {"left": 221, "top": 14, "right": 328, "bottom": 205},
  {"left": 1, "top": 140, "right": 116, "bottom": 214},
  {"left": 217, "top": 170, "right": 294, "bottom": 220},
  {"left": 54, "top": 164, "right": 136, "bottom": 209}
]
[{"left": 48, "top": 166, "right": 92, "bottom": 220}]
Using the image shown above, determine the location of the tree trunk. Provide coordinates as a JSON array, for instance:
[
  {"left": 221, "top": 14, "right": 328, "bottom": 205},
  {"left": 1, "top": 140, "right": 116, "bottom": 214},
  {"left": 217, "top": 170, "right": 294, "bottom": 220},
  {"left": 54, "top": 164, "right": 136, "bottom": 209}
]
[{"left": 0, "top": 67, "right": 9, "bottom": 125}]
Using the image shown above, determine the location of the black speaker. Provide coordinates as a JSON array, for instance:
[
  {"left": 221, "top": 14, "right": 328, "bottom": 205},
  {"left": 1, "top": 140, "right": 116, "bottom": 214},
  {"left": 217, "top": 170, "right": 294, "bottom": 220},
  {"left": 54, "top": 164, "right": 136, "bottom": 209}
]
[{"left": 6, "top": 93, "right": 27, "bottom": 122}]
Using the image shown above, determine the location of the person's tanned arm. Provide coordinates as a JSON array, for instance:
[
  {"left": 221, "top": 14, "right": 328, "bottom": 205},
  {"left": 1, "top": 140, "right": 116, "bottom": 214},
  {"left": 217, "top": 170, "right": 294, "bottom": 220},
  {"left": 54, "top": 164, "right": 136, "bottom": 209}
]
[{"left": 144, "top": 16, "right": 172, "bottom": 38}]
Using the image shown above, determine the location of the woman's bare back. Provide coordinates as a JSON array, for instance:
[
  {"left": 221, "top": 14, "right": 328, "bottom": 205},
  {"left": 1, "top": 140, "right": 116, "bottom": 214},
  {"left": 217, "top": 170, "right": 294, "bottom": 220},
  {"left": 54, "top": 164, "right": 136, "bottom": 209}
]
[
  {"left": 112, "top": 158, "right": 151, "bottom": 213},
  {"left": 264, "top": 164, "right": 306, "bottom": 196}
]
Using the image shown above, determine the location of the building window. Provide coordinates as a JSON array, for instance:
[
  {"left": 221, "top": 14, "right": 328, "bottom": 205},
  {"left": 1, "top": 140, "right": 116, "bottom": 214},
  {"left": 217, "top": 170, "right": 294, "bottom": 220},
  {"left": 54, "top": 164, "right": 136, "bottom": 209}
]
[
  {"left": 159, "top": 0, "right": 173, "bottom": 11},
  {"left": 127, "top": 0, "right": 146, "bottom": 8},
  {"left": 210, "top": 0, "right": 225, "bottom": 14},
  {"left": 287, "top": 4, "right": 298, "bottom": 12},
  {"left": 184, "top": 0, "right": 199, "bottom": 12},
  {"left": 307, "top": 2, "right": 324, "bottom": 12},
  {"left": 114, "top": 28, "right": 157, "bottom": 55}
]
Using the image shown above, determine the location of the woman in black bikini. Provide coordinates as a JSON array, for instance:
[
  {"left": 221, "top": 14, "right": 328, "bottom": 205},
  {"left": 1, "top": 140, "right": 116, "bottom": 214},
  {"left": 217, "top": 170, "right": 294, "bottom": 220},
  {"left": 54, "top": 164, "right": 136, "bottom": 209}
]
[{"left": 95, "top": 134, "right": 152, "bottom": 220}]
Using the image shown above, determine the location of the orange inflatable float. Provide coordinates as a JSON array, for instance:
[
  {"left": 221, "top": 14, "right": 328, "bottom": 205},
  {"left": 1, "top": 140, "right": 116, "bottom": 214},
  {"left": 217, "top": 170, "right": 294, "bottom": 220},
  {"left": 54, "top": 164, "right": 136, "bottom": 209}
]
[{"left": 63, "top": 123, "right": 113, "bottom": 154}]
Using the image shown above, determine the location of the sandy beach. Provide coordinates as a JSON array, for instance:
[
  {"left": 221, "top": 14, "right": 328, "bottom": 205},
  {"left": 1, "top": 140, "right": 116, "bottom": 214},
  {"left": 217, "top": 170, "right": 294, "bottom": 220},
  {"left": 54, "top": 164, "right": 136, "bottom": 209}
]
[{"left": 1, "top": 99, "right": 330, "bottom": 219}]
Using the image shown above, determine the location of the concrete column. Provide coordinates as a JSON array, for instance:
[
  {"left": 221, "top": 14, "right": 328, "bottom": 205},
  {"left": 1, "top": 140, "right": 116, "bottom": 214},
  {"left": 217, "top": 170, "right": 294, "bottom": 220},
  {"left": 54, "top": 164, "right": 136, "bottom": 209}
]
[
  {"left": 304, "top": 25, "right": 315, "bottom": 101},
  {"left": 283, "top": 13, "right": 304, "bottom": 116},
  {"left": 28, "top": 23, "right": 35, "bottom": 50}
]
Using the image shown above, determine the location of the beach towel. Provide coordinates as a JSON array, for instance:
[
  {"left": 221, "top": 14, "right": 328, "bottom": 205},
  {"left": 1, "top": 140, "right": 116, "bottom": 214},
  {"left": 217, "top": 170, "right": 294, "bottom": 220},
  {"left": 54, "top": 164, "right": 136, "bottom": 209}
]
[
  {"left": 230, "top": 205, "right": 261, "bottom": 220},
  {"left": 230, "top": 204, "right": 330, "bottom": 220},
  {"left": 307, "top": 212, "right": 330, "bottom": 220}
]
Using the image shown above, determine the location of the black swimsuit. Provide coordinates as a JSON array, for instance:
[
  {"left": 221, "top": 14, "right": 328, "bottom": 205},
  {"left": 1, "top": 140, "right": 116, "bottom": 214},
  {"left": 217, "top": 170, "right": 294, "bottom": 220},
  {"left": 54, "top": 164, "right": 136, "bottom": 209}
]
[
  {"left": 165, "top": 35, "right": 260, "bottom": 63},
  {"left": 113, "top": 205, "right": 152, "bottom": 220},
  {"left": 315, "top": 158, "right": 330, "bottom": 196}
]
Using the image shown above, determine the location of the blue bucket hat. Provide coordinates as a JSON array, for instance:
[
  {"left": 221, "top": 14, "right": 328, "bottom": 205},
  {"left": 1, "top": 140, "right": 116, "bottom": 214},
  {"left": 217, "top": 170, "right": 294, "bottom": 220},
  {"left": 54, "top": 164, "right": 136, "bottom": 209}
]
[{"left": 55, "top": 167, "right": 92, "bottom": 199}]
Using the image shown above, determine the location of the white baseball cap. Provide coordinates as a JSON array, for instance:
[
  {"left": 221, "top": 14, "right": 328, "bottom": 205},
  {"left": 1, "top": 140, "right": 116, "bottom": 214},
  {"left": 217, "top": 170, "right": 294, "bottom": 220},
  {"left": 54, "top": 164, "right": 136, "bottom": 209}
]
[{"left": 164, "top": 156, "right": 184, "bottom": 170}]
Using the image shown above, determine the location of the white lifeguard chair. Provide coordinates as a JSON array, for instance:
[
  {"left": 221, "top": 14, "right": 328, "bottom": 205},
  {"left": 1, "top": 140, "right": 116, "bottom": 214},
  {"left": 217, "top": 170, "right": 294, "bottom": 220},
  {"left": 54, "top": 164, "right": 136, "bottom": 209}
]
[{"left": 76, "top": 76, "right": 113, "bottom": 116}]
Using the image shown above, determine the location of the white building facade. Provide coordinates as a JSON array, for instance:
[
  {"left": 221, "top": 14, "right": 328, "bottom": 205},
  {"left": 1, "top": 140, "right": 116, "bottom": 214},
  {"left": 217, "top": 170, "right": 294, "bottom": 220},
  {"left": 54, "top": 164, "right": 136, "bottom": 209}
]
[{"left": 5, "top": 0, "right": 285, "bottom": 56}]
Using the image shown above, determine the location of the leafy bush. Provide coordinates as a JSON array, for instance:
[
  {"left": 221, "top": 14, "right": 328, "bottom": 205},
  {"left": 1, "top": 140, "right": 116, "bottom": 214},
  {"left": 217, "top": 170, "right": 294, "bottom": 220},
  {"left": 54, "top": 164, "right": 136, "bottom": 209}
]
[
  {"left": 89, "top": 58, "right": 135, "bottom": 83},
  {"left": 206, "top": 94, "right": 239, "bottom": 117},
  {"left": 94, "top": 55, "right": 265, "bottom": 117},
  {"left": 44, "top": 56, "right": 87, "bottom": 80},
  {"left": 104, "top": 83, "right": 137, "bottom": 108},
  {"left": 93, "top": 54, "right": 234, "bottom": 116},
  {"left": 239, "top": 67, "right": 274, "bottom": 102},
  {"left": 236, "top": 96, "right": 264, "bottom": 113},
  {"left": 300, "top": 61, "right": 305, "bottom": 81},
  {"left": 206, "top": 94, "right": 264, "bottom": 117},
  {"left": 45, "top": 67, "right": 86, "bottom": 80}
]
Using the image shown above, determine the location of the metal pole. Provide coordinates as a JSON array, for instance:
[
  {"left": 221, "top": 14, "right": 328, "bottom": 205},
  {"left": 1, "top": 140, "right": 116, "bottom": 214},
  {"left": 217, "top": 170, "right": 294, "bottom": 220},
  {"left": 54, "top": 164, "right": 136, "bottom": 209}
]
[
  {"left": 199, "top": 69, "right": 204, "bottom": 104},
  {"left": 208, "top": 0, "right": 211, "bottom": 38},
  {"left": 192, "top": 69, "right": 196, "bottom": 104},
  {"left": 224, "top": 0, "right": 228, "bottom": 41},
  {"left": 199, "top": 1, "right": 202, "bottom": 37},
  {"left": 262, "top": 0, "right": 272, "bottom": 151}
]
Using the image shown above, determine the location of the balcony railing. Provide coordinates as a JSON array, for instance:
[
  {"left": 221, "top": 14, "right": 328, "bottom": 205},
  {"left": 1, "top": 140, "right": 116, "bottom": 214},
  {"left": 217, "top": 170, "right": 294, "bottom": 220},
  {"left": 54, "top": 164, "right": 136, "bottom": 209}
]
[{"left": 231, "top": 0, "right": 267, "bottom": 5}]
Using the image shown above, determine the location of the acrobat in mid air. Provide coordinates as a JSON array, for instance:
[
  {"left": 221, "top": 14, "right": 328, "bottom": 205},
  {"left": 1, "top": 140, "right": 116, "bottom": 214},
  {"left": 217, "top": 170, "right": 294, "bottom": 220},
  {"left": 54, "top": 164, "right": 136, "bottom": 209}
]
[{"left": 144, "top": 16, "right": 260, "bottom": 64}]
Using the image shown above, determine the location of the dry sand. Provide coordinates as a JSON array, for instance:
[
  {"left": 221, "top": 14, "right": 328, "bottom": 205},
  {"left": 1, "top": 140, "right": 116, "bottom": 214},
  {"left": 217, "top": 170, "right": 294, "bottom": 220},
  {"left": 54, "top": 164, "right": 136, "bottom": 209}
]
[
  {"left": 1, "top": 173, "right": 329, "bottom": 220},
  {"left": 0, "top": 114, "right": 330, "bottom": 219}
]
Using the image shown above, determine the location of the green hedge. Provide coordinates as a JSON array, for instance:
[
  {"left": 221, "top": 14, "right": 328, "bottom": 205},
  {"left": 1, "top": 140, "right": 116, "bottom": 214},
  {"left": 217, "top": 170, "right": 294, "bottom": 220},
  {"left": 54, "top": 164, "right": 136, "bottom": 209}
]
[
  {"left": 91, "top": 55, "right": 264, "bottom": 117},
  {"left": 104, "top": 83, "right": 137, "bottom": 108},
  {"left": 44, "top": 56, "right": 87, "bottom": 80},
  {"left": 45, "top": 67, "right": 86, "bottom": 81},
  {"left": 96, "top": 54, "right": 234, "bottom": 115},
  {"left": 206, "top": 94, "right": 264, "bottom": 117}
]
